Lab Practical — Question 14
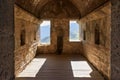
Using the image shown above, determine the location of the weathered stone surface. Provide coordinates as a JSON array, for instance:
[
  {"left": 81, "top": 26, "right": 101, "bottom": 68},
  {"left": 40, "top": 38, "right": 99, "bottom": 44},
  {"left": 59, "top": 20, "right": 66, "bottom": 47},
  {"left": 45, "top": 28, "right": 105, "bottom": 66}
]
[
  {"left": 15, "top": 0, "right": 109, "bottom": 18},
  {"left": 111, "top": 0, "right": 120, "bottom": 80},
  {"left": 0, "top": 0, "right": 15, "bottom": 80},
  {"left": 39, "top": 0, "right": 81, "bottom": 19},
  {"left": 79, "top": 3, "right": 111, "bottom": 80},
  {"left": 14, "top": 5, "right": 40, "bottom": 76},
  {"left": 0, "top": 0, "right": 115, "bottom": 80},
  {"left": 14, "top": 5, "right": 40, "bottom": 24}
]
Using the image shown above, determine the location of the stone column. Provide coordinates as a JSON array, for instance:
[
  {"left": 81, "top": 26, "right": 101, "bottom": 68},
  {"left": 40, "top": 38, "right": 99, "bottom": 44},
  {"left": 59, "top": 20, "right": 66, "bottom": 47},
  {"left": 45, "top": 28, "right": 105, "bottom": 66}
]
[
  {"left": 111, "top": 0, "right": 120, "bottom": 80},
  {"left": 0, "top": 0, "right": 15, "bottom": 80}
]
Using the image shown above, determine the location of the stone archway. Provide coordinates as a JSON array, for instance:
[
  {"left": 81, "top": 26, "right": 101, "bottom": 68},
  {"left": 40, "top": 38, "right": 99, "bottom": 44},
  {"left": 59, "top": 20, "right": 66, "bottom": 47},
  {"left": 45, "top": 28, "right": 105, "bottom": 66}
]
[{"left": 0, "top": 0, "right": 120, "bottom": 80}]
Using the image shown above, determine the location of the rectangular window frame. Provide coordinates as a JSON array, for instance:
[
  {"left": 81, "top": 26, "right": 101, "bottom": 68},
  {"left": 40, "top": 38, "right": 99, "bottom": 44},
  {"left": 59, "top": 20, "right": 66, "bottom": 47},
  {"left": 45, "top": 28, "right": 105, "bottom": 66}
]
[
  {"left": 39, "top": 20, "right": 51, "bottom": 45},
  {"left": 69, "top": 20, "right": 81, "bottom": 42}
]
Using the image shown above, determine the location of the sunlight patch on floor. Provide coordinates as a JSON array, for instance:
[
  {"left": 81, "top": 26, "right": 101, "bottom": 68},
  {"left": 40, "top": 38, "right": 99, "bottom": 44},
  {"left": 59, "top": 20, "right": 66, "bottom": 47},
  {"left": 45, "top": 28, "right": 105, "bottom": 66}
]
[
  {"left": 17, "top": 58, "right": 46, "bottom": 77},
  {"left": 71, "top": 61, "right": 93, "bottom": 78}
]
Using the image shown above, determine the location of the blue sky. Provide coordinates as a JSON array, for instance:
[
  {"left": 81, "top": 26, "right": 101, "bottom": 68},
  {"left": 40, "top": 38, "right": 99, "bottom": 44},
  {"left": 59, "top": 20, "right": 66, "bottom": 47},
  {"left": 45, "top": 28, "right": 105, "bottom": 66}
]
[
  {"left": 69, "top": 21, "right": 80, "bottom": 41},
  {"left": 40, "top": 21, "right": 51, "bottom": 43},
  {"left": 39, "top": 20, "right": 80, "bottom": 43},
  {"left": 70, "top": 21, "right": 79, "bottom": 34},
  {"left": 40, "top": 21, "right": 50, "bottom": 39}
]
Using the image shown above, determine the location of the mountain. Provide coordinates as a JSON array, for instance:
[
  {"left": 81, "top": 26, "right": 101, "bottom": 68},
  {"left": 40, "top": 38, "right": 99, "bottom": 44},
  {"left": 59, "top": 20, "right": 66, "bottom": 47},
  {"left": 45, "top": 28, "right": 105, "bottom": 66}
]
[
  {"left": 70, "top": 22, "right": 80, "bottom": 41},
  {"left": 40, "top": 24, "right": 50, "bottom": 44},
  {"left": 40, "top": 31, "right": 79, "bottom": 43},
  {"left": 40, "top": 25, "right": 50, "bottom": 39},
  {"left": 40, "top": 22, "right": 80, "bottom": 43},
  {"left": 70, "top": 31, "right": 79, "bottom": 40},
  {"left": 41, "top": 36, "right": 50, "bottom": 44}
]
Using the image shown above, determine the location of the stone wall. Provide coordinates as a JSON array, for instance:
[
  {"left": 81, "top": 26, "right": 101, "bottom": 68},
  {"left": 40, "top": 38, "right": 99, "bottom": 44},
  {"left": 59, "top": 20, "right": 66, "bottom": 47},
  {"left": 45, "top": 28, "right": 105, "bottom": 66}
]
[
  {"left": 79, "top": 2, "right": 111, "bottom": 80},
  {"left": 111, "top": 0, "right": 120, "bottom": 80},
  {"left": 0, "top": 0, "right": 15, "bottom": 80},
  {"left": 37, "top": 19, "right": 83, "bottom": 54},
  {"left": 14, "top": 5, "right": 40, "bottom": 76}
]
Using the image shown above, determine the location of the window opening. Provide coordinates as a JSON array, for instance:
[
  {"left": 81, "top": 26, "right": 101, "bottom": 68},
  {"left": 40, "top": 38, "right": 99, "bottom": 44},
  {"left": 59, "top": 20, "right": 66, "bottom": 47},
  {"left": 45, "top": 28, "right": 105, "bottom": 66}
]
[
  {"left": 40, "top": 20, "right": 51, "bottom": 45},
  {"left": 69, "top": 20, "right": 80, "bottom": 42}
]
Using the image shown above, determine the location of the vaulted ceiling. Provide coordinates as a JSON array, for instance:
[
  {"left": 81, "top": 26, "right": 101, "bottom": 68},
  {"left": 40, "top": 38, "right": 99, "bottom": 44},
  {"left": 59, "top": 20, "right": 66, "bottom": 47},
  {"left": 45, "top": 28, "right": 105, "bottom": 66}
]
[{"left": 15, "top": 0, "right": 109, "bottom": 19}]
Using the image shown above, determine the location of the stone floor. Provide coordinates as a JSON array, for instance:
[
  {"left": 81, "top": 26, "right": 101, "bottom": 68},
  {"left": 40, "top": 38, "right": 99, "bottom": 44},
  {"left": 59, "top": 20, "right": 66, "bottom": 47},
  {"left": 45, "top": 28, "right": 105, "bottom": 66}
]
[{"left": 16, "top": 54, "right": 105, "bottom": 80}]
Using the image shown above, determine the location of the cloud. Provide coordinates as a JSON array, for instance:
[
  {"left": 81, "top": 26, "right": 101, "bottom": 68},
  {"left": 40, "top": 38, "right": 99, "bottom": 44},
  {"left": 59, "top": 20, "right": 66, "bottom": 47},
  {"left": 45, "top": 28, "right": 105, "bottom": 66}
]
[
  {"left": 70, "top": 21, "right": 77, "bottom": 24},
  {"left": 40, "top": 21, "right": 50, "bottom": 26}
]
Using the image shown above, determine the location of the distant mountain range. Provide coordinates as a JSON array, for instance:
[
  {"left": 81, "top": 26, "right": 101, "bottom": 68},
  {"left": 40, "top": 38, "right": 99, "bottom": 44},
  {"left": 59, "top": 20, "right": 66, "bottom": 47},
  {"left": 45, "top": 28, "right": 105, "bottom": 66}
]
[
  {"left": 40, "top": 31, "right": 79, "bottom": 43},
  {"left": 70, "top": 31, "right": 78, "bottom": 39},
  {"left": 41, "top": 36, "right": 50, "bottom": 44},
  {"left": 40, "top": 22, "right": 79, "bottom": 43}
]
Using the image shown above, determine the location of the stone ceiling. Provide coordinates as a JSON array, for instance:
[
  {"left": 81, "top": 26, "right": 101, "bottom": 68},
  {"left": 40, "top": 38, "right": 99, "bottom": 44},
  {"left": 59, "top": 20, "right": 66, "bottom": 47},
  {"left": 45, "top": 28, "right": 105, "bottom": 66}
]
[{"left": 15, "top": 0, "right": 109, "bottom": 19}]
